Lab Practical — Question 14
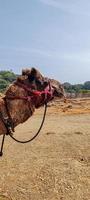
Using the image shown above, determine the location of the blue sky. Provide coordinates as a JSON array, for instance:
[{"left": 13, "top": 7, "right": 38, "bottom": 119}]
[{"left": 0, "top": 0, "right": 90, "bottom": 83}]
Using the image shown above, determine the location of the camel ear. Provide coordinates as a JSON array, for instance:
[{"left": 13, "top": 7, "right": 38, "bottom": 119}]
[
  {"left": 22, "top": 69, "right": 30, "bottom": 76},
  {"left": 22, "top": 68, "right": 37, "bottom": 81},
  {"left": 28, "top": 68, "right": 37, "bottom": 82},
  {"left": 30, "top": 68, "right": 37, "bottom": 77},
  {"left": 22, "top": 68, "right": 37, "bottom": 76}
]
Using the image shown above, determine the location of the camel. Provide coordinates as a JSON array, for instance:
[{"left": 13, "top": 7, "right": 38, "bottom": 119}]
[{"left": 0, "top": 68, "right": 66, "bottom": 136}]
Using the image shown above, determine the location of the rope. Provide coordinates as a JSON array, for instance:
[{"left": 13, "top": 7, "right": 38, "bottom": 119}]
[
  {"left": 0, "top": 133, "right": 6, "bottom": 156},
  {"left": 8, "top": 102, "right": 47, "bottom": 143}
]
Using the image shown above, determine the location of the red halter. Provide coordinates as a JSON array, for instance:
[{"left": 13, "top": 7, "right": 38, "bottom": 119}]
[{"left": 5, "top": 81, "right": 54, "bottom": 106}]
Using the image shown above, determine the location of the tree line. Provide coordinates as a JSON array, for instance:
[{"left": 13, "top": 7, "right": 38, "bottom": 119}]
[
  {"left": 0, "top": 70, "right": 90, "bottom": 94},
  {"left": 63, "top": 82, "right": 90, "bottom": 94}
]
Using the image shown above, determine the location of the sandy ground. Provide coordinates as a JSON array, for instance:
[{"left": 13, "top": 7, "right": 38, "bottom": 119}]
[{"left": 0, "top": 98, "right": 90, "bottom": 200}]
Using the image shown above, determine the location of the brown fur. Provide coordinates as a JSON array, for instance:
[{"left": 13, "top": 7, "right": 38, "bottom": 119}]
[{"left": 0, "top": 68, "right": 65, "bottom": 135}]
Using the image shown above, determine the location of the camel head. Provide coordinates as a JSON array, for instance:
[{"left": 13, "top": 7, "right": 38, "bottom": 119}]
[{"left": 17, "top": 68, "right": 66, "bottom": 101}]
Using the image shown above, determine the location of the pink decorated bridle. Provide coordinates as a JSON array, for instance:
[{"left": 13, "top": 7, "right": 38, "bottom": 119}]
[{"left": 5, "top": 80, "right": 54, "bottom": 106}]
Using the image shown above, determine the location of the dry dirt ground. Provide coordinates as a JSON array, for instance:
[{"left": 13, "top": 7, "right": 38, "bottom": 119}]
[{"left": 0, "top": 98, "right": 90, "bottom": 200}]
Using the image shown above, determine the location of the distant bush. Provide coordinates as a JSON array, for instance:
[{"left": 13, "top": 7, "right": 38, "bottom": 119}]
[
  {"left": 63, "top": 82, "right": 90, "bottom": 94},
  {"left": 80, "top": 89, "right": 90, "bottom": 94},
  {"left": 0, "top": 71, "right": 16, "bottom": 82},
  {"left": 83, "top": 81, "right": 90, "bottom": 90},
  {"left": 0, "top": 70, "right": 17, "bottom": 92}
]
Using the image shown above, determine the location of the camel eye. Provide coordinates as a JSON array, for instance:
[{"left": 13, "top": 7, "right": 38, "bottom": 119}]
[
  {"left": 28, "top": 75, "right": 35, "bottom": 82},
  {"left": 35, "top": 79, "right": 43, "bottom": 85}
]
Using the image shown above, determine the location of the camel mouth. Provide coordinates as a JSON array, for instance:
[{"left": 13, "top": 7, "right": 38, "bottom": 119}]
[{"left": 48, "top": 79, "right": 66, "bottom": 99}]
